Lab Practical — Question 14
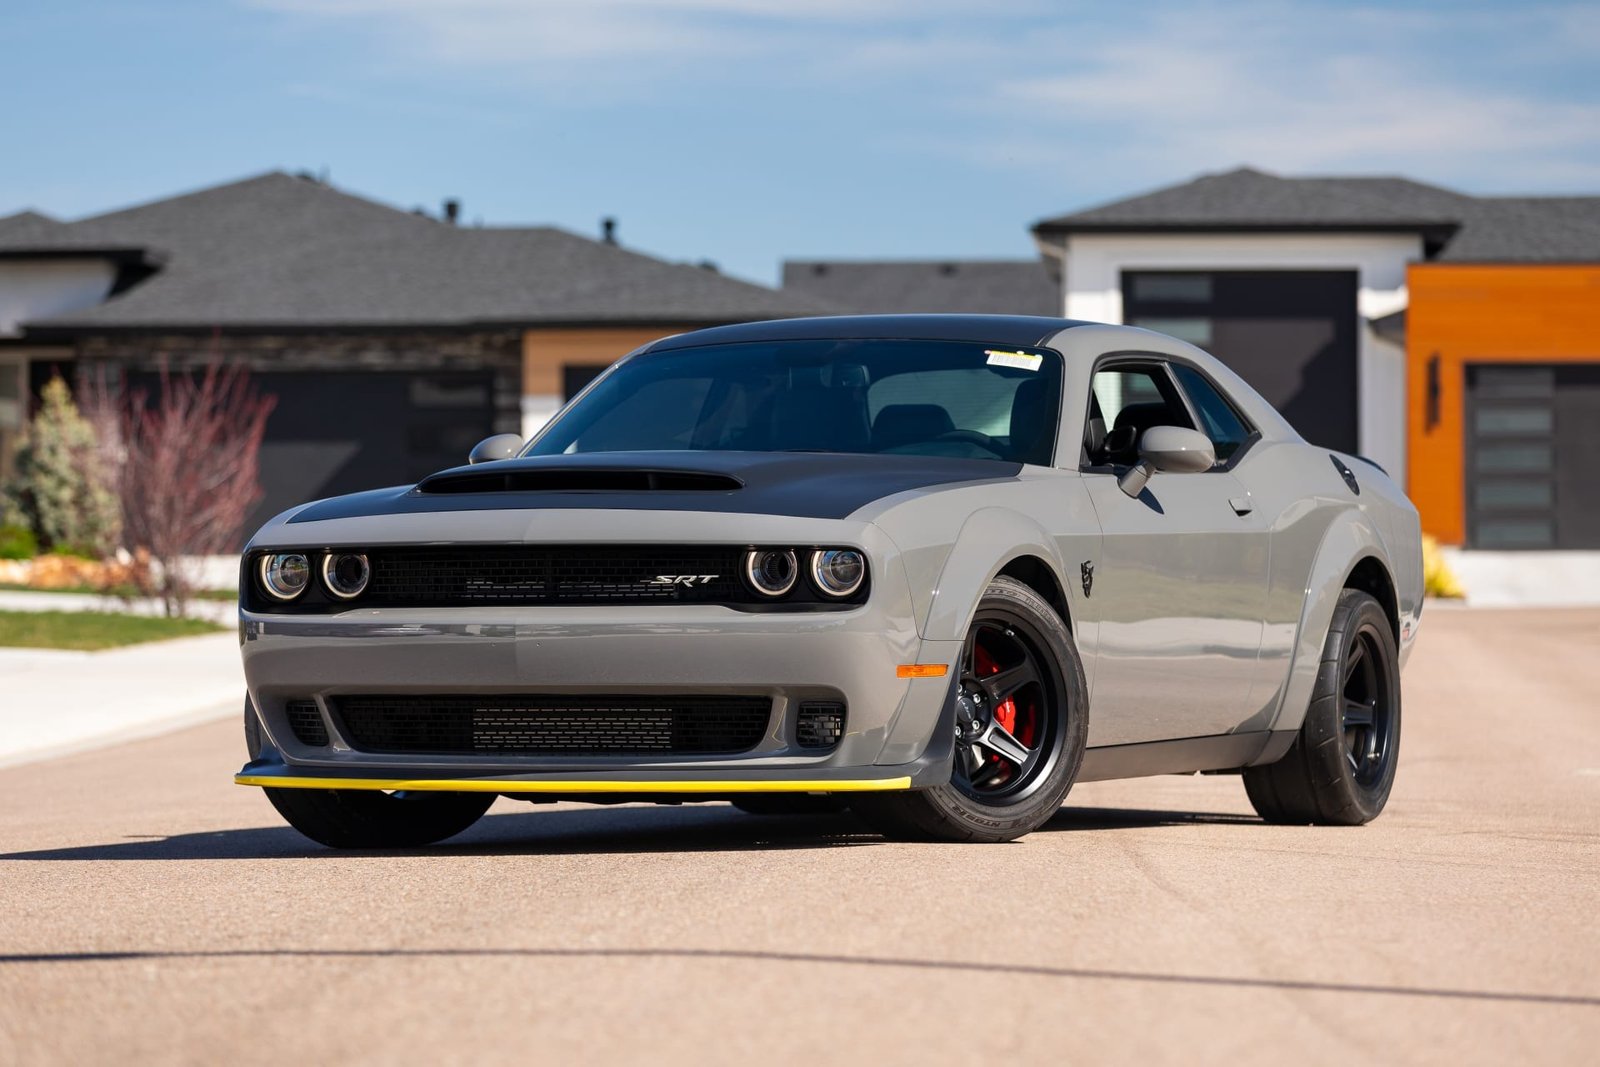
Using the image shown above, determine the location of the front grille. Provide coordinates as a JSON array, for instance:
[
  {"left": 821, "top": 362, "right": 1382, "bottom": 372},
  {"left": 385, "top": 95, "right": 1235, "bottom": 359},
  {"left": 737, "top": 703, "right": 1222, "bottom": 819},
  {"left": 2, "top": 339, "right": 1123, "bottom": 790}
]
[
  {"left": 795, "top": 702, "right": 845, "bottom": 750},
  {"left": 332, "top": 695, "right": 772, "bottom": 756},
  {"left": 361, "top": 546, "right": 745, "bottom": 606},
  {"left": 285, "top": 700, "right": 329, "bottom": 747}
]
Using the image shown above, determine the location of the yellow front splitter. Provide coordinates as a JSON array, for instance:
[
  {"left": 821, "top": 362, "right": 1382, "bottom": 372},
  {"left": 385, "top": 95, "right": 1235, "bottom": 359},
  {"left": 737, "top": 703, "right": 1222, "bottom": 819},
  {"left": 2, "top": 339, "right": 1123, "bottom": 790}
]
[{"left": 235, "top": 774, "right": 913, "bottom": 794}]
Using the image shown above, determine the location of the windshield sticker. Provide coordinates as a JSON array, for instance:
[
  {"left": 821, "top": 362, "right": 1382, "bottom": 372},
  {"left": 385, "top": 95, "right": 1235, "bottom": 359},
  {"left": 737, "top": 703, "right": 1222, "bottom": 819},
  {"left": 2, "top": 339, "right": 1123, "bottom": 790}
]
[{"left": 985, "top": 350, "right": 1043, "bottom": 372}]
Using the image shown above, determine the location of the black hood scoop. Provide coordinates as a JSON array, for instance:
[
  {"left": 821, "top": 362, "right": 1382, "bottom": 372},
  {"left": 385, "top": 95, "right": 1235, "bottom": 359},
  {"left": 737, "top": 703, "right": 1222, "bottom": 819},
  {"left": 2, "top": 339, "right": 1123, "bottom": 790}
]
[{"left": 418, "top": 467, "right": 743, "bottom": 495}]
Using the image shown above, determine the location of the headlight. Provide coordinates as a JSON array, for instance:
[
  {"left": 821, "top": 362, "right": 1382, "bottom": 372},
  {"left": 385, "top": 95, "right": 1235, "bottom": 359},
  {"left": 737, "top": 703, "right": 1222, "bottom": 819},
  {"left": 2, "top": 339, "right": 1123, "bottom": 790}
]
[
  {"left": 321, "top": 552, "right": 370, "bottom": 599},
  {"left": 810, "top": 549, "right": 865, "bottom": 598},
  {"left": 744, "top": 548, "right": 798, "bottom": 597},
  {"left": 258, "top": 553, "right": 310, "bottom": 601}
]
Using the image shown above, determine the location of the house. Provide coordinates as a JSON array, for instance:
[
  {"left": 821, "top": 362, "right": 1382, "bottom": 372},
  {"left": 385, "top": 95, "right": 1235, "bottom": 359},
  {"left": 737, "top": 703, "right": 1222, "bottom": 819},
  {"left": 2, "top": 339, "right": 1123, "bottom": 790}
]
[
  {"left": 1031, "top": 167, "right": 1600, "bottom": 548},
  {"left": 0, "top": 173, "right": 824, "bottom": 529}
]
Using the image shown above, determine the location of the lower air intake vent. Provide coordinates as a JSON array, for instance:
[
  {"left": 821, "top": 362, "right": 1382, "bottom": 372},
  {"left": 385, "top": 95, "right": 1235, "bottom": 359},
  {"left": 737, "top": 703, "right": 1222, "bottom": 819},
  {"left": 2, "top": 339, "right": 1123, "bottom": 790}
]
[
  {"left": 795, "top": 702, "right": 845, "bottom": 750},
  {"left": 332, "top": 695, "right": 771, "bottom": 756},
  {"left": 285, "top": 700, "right": 329, "bottom": 747}
]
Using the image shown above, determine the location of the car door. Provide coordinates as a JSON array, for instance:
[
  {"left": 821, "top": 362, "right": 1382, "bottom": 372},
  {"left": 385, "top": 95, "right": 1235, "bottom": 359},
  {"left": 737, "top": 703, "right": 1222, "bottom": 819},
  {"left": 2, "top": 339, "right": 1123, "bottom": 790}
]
[{"left": 1077, "top": 358, "right": 1270, "bottom": 746}]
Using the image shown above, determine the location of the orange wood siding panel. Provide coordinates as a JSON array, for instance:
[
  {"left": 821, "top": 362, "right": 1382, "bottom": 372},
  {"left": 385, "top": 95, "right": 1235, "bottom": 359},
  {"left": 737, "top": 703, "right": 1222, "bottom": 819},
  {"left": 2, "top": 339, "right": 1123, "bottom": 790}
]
[
  {"left": 522, "top": 327, "right": 691, "bottom": 397},
  {"left": 1407, "top": 265, "right": 1600, "bottom": 544}
]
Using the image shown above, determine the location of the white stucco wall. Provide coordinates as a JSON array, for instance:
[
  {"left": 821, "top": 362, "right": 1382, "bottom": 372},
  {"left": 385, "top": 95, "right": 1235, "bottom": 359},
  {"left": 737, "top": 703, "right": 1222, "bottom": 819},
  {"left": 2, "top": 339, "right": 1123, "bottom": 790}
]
[
  {"left": 0, "top": 259, "right": 118, "bottom": 336},
  {"left": 1051, "top": 233, "right": 1419, "bottom": 484}
]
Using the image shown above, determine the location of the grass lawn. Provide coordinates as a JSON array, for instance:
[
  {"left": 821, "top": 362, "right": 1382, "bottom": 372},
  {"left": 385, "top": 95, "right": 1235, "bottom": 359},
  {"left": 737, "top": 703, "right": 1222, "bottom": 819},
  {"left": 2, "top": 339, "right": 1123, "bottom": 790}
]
[
  {"left": 0, "top": 583, "right": 236, "bottom": 601},
  {"left": 0, "top": 610, "right": 226, "bottom": 651}
]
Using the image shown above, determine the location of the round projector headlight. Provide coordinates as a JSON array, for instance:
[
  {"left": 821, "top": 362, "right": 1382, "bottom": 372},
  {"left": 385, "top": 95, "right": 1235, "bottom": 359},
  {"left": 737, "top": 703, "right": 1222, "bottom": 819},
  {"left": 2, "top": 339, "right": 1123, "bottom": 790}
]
[
  {"left": 810, "top": 549, "right": 866, "bottom": 598},
  {"left": 258, "top": 553, "right": 310, "bottom": 601},
  {"left": 744, "top": 548, "right": 798, "bottom": 597},
  {"left": 321, "top": 552, "right": 370, "bottom": 600}
]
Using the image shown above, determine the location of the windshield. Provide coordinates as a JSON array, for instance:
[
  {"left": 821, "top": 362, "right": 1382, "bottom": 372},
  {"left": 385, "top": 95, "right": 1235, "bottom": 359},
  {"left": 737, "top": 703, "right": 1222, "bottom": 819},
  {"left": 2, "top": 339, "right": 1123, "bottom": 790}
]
[{"left": 526, "top": 338, "right": 1062, "bottom": 465}]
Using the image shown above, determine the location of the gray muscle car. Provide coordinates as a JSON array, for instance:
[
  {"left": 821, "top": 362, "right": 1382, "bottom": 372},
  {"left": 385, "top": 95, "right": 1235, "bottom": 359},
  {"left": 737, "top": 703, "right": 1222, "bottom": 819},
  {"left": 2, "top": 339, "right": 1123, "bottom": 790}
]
[{"left": 237, "top": 315, "right": 1422, "bottom": 847}]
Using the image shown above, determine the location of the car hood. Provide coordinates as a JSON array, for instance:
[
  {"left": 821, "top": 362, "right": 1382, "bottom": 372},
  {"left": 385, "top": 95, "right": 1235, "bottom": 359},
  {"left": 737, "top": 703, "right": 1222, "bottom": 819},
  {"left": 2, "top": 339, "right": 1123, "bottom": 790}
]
[{"left": 283, "top": 451, "right": 1023, "bottom": 525}]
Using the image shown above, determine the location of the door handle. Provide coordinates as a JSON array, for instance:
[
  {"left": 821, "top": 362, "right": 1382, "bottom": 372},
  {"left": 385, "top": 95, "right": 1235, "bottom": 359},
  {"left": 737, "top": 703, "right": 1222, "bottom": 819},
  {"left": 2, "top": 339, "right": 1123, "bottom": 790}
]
[{"left": 1229, "top": 496, "right": 1254, "bottom": 516}]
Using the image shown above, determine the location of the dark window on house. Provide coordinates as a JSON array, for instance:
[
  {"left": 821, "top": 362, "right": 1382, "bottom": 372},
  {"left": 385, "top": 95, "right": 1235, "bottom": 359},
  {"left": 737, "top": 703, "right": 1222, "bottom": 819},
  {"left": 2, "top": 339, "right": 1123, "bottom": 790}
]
[
  {"left": 563, "top": 364, "right": 609, "bottom": 400},
  {"left": 1172, "top": 364, "right": 1252, "bottom": 461}
]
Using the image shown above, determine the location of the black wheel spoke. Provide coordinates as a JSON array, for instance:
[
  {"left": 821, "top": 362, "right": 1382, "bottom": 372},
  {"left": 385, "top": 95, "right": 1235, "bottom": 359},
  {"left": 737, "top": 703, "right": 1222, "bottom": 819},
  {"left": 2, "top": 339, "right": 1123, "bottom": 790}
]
[
  {"left": 967, "top": 746, "right": 1009, "bottom": 787},
  {"left": 977, "top": 721, "right": 1031, "bottom": 766},
  {"left": 1343, "top": 699, "right": 1375, "bottom": 729},
  {"left": 1342, "top": 639, "right": 1367, "bottom": 686},
  {"left": 978, "top": 661, "right": 1038, "bottom": 706}
]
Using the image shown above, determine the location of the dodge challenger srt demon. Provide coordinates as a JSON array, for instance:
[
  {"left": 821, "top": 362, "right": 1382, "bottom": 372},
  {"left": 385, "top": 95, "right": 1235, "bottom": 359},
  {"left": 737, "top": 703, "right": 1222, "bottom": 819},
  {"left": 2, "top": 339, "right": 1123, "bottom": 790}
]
[{"left": 236, "top": 315, "right": 1422, "bottom": 847}]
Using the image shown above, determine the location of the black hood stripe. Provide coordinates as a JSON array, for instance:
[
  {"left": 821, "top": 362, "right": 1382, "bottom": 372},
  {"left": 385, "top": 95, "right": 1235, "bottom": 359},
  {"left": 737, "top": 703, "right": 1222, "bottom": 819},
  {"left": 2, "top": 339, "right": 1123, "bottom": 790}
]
[{"left": 287, "top": 452, "right": 1022, "bottom": 524}]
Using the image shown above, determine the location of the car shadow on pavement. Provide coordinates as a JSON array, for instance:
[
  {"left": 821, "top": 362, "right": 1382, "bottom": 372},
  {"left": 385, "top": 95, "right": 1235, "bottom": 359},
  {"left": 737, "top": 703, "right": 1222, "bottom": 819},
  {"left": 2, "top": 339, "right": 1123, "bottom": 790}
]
[{"left": 0, "top": 802, "right": 1259, "bottom": 862}]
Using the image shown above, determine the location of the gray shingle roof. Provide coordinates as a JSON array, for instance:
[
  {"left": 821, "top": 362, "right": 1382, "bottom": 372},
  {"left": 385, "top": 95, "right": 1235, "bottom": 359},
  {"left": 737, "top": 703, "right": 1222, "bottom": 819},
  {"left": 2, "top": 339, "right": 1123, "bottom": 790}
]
[
  {"left": 1034, "top": 167, "right": 1600, "bottom": 261},
  {"left": 782, "top": 259, "right": 1059, "bottom": 316},
  {"left": 1, "top": 172, "right": 828, "bottom": 330},
  {"left": 0, "top": 210, "right": 68, "bottom": 245}
]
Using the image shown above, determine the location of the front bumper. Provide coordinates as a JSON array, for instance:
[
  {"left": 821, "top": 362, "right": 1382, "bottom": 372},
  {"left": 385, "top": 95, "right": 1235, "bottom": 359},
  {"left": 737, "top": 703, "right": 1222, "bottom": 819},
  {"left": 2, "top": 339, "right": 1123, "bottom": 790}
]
[{"left": 236, "top": 600, "right": 962, "bottom": 793}]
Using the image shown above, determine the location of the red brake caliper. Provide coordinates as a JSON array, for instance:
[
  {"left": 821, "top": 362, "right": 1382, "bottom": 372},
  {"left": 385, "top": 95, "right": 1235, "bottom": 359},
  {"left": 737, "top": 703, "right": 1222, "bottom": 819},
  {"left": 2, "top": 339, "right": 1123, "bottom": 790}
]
[{"left": 974, "top": 642, "right": 1019, "bottom": 737}]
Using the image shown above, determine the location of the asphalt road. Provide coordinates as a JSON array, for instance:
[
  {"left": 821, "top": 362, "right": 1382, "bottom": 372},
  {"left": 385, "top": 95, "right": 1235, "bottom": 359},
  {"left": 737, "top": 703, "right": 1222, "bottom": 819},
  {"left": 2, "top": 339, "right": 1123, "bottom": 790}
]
[{"left": 2, "top": 607, "right": 1597, "bottom": 1065}]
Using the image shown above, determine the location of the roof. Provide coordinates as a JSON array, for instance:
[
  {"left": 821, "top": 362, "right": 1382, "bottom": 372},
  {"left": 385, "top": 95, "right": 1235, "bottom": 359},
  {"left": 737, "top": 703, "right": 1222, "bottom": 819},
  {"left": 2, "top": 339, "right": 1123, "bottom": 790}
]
[
  {"left": 781, "top": 259, "right": 1059, "bottom": 316},
  {"left": 1033, "top": 167, "right": 1600, "bottom": 262},
  {"left": 648, "top": 313, "right": 1087, "bottom": 352},
  {"left": 0, "top": 210, "right": 68, "bottom": 244},
  {"left": 0, "top": 172, "right": 828, "bottom": 331}
]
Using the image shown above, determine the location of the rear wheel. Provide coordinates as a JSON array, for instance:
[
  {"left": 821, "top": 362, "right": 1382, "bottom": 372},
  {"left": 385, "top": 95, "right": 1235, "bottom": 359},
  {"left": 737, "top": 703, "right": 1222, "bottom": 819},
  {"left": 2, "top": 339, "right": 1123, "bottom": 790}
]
[
  {"left": 1244, "top": 589, "right": 1401, "bottom": 825},
  {"left": 852, "top": 576, "right": 1087, "bottom": 843}
]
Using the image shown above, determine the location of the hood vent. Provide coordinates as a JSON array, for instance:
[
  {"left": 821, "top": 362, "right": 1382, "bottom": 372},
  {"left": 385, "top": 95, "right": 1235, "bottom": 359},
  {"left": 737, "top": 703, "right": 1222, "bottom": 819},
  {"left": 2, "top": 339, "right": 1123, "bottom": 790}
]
[{"left": 417, "top": 468, "right": 743, "bottom": 495}]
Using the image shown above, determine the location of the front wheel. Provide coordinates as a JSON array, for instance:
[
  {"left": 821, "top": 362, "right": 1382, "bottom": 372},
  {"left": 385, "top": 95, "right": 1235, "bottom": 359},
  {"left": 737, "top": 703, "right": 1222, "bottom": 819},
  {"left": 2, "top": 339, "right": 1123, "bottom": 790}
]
[
  {"left": 1243, "top": 589, "right": 1401, "bottom": 825},
  {"left": 852, "top": 576, "right": 1088, "bottom": 843}
]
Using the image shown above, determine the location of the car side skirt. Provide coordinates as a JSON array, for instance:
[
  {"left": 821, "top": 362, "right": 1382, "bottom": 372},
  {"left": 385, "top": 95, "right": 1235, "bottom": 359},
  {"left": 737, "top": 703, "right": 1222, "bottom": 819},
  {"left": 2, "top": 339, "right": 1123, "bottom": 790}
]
[{"left": 1076, "top": 731, "right": 1297, "bottom": 783}]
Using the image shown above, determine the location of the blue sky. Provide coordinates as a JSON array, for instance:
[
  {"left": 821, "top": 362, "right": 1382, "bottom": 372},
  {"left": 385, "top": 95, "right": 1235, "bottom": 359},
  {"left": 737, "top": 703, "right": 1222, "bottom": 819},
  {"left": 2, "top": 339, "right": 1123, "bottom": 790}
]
[{"left": 2, "top": 0, "right": 1596, "bottom": 283}]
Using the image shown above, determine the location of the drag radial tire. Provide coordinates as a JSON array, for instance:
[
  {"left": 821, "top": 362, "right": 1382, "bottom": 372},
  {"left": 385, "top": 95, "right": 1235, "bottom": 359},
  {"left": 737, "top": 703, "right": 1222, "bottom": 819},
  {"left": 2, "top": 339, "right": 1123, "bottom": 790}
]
[
  {"left": 852, "top": 576, "right": 1088, "bottom": 843},
  {"left": 1244, "top": 589, "right": 1401, "bottom": 826},
  {"left": 245, "top": 696, "right": 493, "bottom": 848}
]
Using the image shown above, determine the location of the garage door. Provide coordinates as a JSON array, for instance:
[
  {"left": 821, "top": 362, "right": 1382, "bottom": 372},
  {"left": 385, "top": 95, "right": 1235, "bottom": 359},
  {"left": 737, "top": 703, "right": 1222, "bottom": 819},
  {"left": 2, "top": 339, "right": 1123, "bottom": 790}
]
[
  {"left": 1466, "top": 364, "right": 1600, "bottom": 549},
  {"left": 1123, "top": 270, "right": 1359, "bottom": 453}
]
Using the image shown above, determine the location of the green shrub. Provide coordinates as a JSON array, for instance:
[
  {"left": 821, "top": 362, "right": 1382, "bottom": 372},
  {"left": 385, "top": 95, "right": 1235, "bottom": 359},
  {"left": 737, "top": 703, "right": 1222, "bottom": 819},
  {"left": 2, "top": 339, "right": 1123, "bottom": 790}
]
[
  {"left": 0, "top": 524, "right": 36, "bottom": 560},
  {"left": 0, "top": 379, "right": 121, "bottom": 557}
]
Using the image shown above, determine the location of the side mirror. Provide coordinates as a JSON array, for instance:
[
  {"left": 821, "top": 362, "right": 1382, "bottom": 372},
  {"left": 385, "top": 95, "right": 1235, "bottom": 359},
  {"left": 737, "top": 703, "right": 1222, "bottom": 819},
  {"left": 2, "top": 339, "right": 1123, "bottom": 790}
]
[
  {"left": 468, "top": 434, "right": 524, "bottom": 465},
  {"left": 1118, "top": 426, "right": 1216, "bottom": 497}
]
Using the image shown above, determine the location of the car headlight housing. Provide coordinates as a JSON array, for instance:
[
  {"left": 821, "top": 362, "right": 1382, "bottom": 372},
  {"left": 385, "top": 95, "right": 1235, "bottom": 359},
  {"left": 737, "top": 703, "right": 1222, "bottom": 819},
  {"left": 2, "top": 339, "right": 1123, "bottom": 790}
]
[
  {"left": 258, "top": 552, "right": 311, "bottom": 601},
  {"left": 321, "top": 552, "right": 371, "bottom": 599},
  {"left": 810, "top": 549, "right": 866, "bottom": 598},
  {"left": 744, "top": 548, "right": 798, "bottom": 597}
]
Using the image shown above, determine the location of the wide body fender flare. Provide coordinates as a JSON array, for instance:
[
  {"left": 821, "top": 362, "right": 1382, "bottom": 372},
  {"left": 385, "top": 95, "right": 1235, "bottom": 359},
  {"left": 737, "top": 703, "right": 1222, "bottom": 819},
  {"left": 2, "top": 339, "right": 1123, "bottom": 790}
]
[{"left": 1266, "top": 508, "right": 1394, "bottom": 737}]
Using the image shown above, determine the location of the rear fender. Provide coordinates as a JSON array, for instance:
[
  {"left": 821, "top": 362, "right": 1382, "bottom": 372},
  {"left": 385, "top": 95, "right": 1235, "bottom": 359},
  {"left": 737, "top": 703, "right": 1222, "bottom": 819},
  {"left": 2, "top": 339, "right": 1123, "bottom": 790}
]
[{"left": 1267, "top": 509, "right": 1391, "bottom": 736}]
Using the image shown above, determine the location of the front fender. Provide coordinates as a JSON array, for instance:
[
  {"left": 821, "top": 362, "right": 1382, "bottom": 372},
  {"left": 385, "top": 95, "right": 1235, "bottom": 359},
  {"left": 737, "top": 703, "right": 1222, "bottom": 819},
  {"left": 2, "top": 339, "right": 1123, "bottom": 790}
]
[
  {"left": 1267, "top": 508, "right": 1392, "bottom": 736},
  {"left": 920, "top": 507, "right": 1077, "bottom": 642}
]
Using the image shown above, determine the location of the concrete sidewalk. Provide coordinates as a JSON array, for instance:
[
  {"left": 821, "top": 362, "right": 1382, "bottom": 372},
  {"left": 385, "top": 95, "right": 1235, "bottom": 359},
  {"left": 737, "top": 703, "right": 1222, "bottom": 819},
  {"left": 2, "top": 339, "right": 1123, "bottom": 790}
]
[{"left": 0, "top": 632, "right": 241, "bottom": 768}]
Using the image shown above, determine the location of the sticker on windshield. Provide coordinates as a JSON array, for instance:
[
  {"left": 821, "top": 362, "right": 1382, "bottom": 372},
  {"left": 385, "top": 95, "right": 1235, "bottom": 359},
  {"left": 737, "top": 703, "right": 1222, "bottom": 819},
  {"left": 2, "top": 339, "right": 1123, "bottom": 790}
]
[{"left": 985, "top": 350, "right": 1043, "bottom": 371}]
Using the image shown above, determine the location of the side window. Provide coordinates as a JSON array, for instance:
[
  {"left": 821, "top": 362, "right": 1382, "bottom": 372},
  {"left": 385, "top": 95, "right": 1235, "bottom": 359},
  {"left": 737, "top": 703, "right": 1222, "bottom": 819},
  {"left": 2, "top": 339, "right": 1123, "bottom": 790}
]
[
  {"left": 1171, "top": 364, "right": 1252, "bottom": 462},
  {"left": 1085, "top": 365, "right": 1194, "bottom": 466}
]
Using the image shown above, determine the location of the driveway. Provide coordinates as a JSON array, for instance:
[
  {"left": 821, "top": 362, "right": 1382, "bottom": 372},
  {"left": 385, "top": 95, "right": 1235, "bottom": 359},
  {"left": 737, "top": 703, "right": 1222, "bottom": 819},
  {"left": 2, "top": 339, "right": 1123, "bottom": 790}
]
[{"left": 0, "top": 608, "right": 1595, "bottom": 1064}]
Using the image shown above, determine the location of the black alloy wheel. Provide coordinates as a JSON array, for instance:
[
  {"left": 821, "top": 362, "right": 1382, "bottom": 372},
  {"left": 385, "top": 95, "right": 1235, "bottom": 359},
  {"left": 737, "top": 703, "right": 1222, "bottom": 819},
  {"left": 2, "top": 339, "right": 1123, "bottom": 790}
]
[
  {"left": 852, "top": 576, "right": 1088, "bottom": 843},
  {"left": 1244, "top": 588, "right": 1402, "bottom": 825},
  {"left": 951, "top": 616, "right": 1061, "bottom": 804}
]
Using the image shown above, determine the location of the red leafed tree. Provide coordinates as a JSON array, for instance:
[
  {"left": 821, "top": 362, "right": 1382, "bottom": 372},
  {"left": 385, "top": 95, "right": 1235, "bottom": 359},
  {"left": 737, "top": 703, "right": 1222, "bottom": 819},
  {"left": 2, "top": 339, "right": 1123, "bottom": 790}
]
[{"left": 118, "top": 362, "right": 275, "bottom": 616}]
